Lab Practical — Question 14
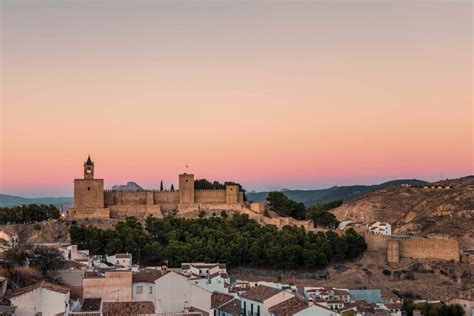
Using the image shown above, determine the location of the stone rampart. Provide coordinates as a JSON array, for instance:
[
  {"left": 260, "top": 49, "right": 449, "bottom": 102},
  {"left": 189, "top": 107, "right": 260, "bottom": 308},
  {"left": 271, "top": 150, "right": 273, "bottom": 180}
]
[
  {"left": 195, "top": 190, "right": 226, "bottom": 204},
  {"left": 364, "top": 232, "right": 459, "bottom": 262}
]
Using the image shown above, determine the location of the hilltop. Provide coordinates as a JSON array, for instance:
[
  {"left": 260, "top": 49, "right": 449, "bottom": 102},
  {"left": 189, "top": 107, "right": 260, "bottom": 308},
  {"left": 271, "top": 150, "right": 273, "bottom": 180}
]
[
  {"left": 246, "top": 179, "right": 428, "bottom": 206},
  {"left": 331, "top": 176, "right": 474, "bottom": 248}
]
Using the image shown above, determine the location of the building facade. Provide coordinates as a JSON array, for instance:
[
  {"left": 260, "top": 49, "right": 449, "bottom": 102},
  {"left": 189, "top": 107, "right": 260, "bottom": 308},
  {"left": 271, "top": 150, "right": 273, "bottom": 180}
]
[{"left": 68, "top": 156, "right": 245, "bottom": 219}]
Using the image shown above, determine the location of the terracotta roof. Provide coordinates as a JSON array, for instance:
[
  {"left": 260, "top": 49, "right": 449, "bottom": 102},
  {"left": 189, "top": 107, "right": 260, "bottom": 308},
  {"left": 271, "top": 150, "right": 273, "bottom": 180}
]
[
  {"left": 115, "top": 253, "right": 131, "bottom": 259},
  {"left": 188, "top": 306, "right": 209, "bottom": 316},
  {"left": 384, "top": 303, "right": 402, "bottom": 310},
  {"left": 10, "top": 281, "right": 70, "bottom": 298},
  {"left": 220, "top": 299, "right": 241, "bottom": 316},
  {"left": 58, "top": 260, "right": 86, "bottom": 269},
  {"left": 269, "top": 296, "right": 309, "bottom": 316},
  {"left": 102, "top": 301, "right": 154, "bottom": 316},
  {"left": 133, "top": 270, "right": 164, "bottom": 283},
  {"left": 211, "top": 292, "right": 234, "bottom": 308},
  {"left": 81, "top": 298, "right": 102, "bottom": 312},
  {"left": 84, "top": 271, "right": 102, "bottom": 278},
  {"left": 241, "top": 285, "right": 282, "bottom": 302}
]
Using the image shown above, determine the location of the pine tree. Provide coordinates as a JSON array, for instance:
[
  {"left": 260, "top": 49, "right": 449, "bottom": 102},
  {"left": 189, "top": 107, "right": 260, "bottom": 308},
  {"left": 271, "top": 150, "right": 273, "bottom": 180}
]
[
  {"left": 170, "top": 184, "right": 175, "bottom": 192},
  {"left": 160, "top": 180, "right": 164, "bottom": 192}
]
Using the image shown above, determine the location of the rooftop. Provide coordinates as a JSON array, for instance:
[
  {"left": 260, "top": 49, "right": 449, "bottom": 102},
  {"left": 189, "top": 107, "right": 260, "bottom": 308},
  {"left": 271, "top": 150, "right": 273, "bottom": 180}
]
[
  {"left": 9, "top": 281, "right": 70, "bottom": 298},
  {"left": 102, "top": 301, "right": 154, "bottom": 316},
  {"left": 211, "top": 292, "right": 234, "bottom": 308},
  {"left": 269, "top": 296, "right": 309, "bottom": 316},
  {"left": 81, "top": 298, "right": 102, "bottom": 312},
  {"left": 219, "top": 299, "right": 241, "bottom": 316},
  {"left": 133, "top": 270, "right": 164, "bottom": 283},
  {"left": 241, "top": 285, "right": 283, "bottom": 302}
]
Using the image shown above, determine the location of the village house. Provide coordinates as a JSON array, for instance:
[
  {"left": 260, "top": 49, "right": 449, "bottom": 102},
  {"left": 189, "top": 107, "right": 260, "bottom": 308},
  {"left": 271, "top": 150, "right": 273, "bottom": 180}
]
[
  {"left": 154, "top": 271, "right": 213, "bottom": 314},
  {"left": 368, "top": 222, "right": 392, "bottom": 235},
  {"left": 132, "top": 269, "right": 164, "bottom": 301},
  {"left": 106, "top": 253, "right": 132, "bottom": 269},
  {"left": 240, "top": 285, "right": 295, "bottom": 316},
  {"left": 303, "top": 287, "right": 350, "bottom": 303},
  {"left": 9, "top": 281, "right": 70, "bottom": 316},
  {"left": 83, "top": 270, "right": 133, "bottom": 301},
  {"left": 182, "top": 263, "right": 230, "bottom": 293}
]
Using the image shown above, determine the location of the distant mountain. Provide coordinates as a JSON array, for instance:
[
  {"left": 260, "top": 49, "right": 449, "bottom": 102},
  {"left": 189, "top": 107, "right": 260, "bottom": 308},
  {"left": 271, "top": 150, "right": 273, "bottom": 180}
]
[
  {"left": 246, "top": 179, "right": 429, "bottom": 206},
  {"left": 0, "top": 194, "right": 72, "bottom": 208},
  {"left": 111, "top": 182, "right": 143, "bottom": 191}
]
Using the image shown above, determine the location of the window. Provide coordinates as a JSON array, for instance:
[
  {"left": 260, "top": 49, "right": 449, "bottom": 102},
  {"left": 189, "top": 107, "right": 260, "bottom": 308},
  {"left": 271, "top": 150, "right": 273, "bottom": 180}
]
[
  {"left": 87, "top": 187, "right": 91, "bottom": 191},
  {"left": 251, "top": 303, "right": 254, "bottom": 316},
  {"left": 136, "top": 286, "right": 143, "bottom": 294},
  {"left": 149, "top": 286, "right": 153, "bottom": 294},
  {"left": 257, "top": 306, "right": 260, "bottom": 316},
  {"left": 243, "top": 301, "right": 246, "bottom": 314}
]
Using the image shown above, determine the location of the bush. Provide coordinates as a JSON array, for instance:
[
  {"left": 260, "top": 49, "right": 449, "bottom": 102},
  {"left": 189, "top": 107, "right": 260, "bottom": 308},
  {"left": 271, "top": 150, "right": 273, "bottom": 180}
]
[{"left": 383, "top": 269, "right": 391, "bottom": 276}]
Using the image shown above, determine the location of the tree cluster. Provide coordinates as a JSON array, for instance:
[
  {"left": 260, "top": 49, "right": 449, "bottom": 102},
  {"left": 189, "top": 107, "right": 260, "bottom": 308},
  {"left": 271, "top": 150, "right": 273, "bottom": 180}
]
[
  {"left": 70, "top": 214, "right": 366, "bottom": 268},
  {"left": 0, "top": 204, "right": 61, "bottom": 224},
  {"left": 266, "top": 192, "right": 340, "bottom": 228},
  {"left": 194, "top": 179, "right": 247, "bottom": 201},
  {"left": 403, "top": 300, "right": 465, "bottom": 316}
]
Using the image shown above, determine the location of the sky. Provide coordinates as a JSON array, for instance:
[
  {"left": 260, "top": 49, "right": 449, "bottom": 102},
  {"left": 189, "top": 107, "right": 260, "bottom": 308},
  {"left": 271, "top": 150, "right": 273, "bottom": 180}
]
[{"left": 1, "top": 0, "right": 472, "bottom": 197}]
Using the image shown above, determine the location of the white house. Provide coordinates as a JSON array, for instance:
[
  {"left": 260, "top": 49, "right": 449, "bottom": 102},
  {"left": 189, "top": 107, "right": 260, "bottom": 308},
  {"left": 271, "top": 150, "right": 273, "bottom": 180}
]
[
  {"left": 240, "top": 285, "right": 294, "bottom": 316},
  {"left": 9, "top": 281, "right": 70, "bottom": 316},
  {"left": 154, "top": 271, "right": 213, "bottom": 314},
  {"left": 132, "top": 270, "right": 165, "bottom": 302},
  {"left": 369, "top": 222, "right": 392, "bottom": 235},
  {"left": 190, "top": 272, "right": 229, "bottom": 293},
  {"left": 106, "top": 253, "right": 132, "bottom": 269},
  {"left": 61, "top": 245, "right": 89, "bottom": 262}
]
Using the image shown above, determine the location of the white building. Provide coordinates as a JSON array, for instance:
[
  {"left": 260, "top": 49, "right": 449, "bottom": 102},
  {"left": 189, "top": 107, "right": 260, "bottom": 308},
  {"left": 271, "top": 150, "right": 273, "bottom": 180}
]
[
  {"left": 9, "top": 281, "right": 70, "bottom": 316},
  {"left": 182, "top": 263, "right": 230, "bottom": 293},
  {"left": 61, "top": 245, "right": 90, "bottom": 262},
  {"left": 132, "top": 270, "right": 164, "bottom": 302},
  {"left": 240, "top": 285, "right": 294, "bottom": 316},
  {"left": 154, "top": 271, "right": 213, "bottom": 314},
  {"left": 369, "top": 222, "right": 392, "bottom": 235},
  {"left": 106, "top": 253, "right": 132, "bottom": 269}
]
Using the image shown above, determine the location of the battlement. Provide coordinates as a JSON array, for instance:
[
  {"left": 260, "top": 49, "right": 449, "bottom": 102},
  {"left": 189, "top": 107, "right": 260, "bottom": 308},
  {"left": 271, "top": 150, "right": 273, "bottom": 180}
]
[
  {"left": 364, "top": 232, "right": 459, "bottom": 262},
  {"left": 194, "top": 189, "right": 226, "bottom": 192}
]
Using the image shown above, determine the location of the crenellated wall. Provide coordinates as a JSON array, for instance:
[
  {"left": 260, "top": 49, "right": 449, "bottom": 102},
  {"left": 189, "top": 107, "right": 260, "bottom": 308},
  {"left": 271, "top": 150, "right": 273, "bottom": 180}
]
[
  {"left": 364, "top": 232, "right": 459, "bottom": 262},
  {"left": 195, "top": 189, "right": 226, "bottom": 204}
]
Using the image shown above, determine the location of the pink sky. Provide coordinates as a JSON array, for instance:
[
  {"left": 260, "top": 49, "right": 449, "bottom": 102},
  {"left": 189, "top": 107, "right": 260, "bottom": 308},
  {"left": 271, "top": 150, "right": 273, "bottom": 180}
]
[{"left": 1, "top": 1, "right": 472, "bottom": 197}]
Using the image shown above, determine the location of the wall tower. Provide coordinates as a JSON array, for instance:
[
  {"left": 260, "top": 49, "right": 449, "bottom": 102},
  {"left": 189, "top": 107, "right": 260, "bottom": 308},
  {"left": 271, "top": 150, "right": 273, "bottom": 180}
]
[{"left": 179, "top": 173, "right": 195, "bottom": 204}]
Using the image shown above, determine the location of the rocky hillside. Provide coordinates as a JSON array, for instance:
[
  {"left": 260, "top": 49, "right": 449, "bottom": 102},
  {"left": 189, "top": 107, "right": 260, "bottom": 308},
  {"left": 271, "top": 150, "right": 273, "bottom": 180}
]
[{"left": 331, "top": 176, "right": 474, "bottom": 248}]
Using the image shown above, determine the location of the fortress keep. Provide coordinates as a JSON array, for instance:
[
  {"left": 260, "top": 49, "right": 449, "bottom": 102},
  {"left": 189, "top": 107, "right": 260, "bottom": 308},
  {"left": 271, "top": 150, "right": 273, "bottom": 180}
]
[{"left": 68, "top": 156, "right": 244, "bottom": 219}]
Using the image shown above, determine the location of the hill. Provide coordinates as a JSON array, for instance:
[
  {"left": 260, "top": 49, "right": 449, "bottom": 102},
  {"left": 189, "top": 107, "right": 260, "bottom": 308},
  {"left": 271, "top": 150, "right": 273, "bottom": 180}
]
[
  {"left": 0, "top": 194, "right": 72, "bottom": 208},
  {"left": 246, "top": 179, "right": 428, "bottom": 206},
  {"left": 331, "top": 176, "right": 474, "bottom": 248}
]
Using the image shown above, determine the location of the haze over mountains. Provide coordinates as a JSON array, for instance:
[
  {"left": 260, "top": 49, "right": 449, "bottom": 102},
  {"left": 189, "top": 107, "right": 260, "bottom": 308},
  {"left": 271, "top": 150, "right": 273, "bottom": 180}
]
[{"left": 0, "top": 178, "right": 428, "bottom": 207}]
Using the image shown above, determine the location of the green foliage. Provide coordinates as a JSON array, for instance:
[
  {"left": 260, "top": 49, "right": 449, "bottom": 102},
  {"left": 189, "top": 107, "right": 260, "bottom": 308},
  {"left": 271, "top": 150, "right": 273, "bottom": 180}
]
[
  {"left": 403, "top": 301, "right": 465, "bottom": 316},
  {"left": 0, "top": 204, "right": 60, "bottom": 224},
  {"left": 5, "top": 248, "right": 28, "bottom": 266},
  {"left": 28, "top": 247, "right": 63, "bottom": 274},
  {"left": 305, "top": 201, "right": 341, "bottom": 228},
  {"left": 70, "top": 214, "right": 367, "bottom": 268},
  {"left": 266, "top": 192, "right": 306, "bottom": 219},
  {"left": 383, "top": 269, "right": 391, "bottom": 276}
]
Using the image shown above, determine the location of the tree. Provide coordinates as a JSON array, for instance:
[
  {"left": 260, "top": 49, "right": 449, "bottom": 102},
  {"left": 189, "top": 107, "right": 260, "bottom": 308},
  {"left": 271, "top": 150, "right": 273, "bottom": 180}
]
[
  {"left": 170, "top": 184, "right": 175, "bottom": 192},
  {"left": 160, "top": 181, "right": 164, "bottom": 191},
  {"left": 28, "top": 247, "right": 63, "bottom": 275}
]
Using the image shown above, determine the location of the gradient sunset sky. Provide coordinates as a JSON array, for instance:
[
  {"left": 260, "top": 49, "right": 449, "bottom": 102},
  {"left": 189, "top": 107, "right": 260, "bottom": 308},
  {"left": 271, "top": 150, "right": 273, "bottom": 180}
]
[{"left": 1, "top": 1, "right": 472, "bottom": 197}]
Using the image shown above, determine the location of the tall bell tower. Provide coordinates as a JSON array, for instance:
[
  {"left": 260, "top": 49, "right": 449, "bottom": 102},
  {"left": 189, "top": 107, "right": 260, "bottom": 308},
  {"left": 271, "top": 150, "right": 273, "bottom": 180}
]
[{"left": 84, "top": 155, "right": 94, "bottom": 179}]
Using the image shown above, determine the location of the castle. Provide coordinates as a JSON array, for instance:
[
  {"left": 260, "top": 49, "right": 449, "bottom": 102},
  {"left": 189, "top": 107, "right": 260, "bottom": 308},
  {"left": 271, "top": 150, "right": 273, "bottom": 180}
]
[{"left": 68, "top": 156, "right": 245, "bottom": 219}]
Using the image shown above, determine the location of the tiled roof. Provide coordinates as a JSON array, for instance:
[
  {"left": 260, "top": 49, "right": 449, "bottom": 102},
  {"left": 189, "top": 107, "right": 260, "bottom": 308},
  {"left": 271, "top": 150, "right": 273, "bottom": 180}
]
[
  {"left": 188, "top": 306, "right": 209, "bottom": 316},
  {"left": 384, "top": 303, "right": 402, "bottom": 309},
  {"left": 133, "top": 270, "right": 164, "bottom": 283},
  {"left": 241, "top": 285, "right": 282, "bottom": 302},
  {"left": 115, "top": 253, "right": 131, "bottom": 259},
  {"left": 84, "top": 271, "right": 102, "bottom": 278},
  {"left": 269, "top": 296, "right": 309, "bottom": 316},
  {"left": 81, "top": 298, "right": 102, "bottom": 312},
  {"left": 58, "top": 260, "right": 87, "bottom": 269},
  {"left": 9, "top": 281, "right": 70, "bottom": 298},
  {"left": 220, "top": 299, "right": 241, "bottom": 316},
  {"left": 102, "top": 301, "right": 154, "bottom": 316},
  {"left": 211, "top": 292, "right": 234, "bottom": 308}
]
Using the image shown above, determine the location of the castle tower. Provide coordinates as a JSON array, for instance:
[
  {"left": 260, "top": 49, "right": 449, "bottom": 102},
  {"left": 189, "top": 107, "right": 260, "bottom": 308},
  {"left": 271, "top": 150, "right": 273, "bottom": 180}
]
[
  {"left": 84, "top": 155, "right": 94, "bottom": 179},
  {"left": 68, "top": 156, "right": 109, "bottom": 219},
  {"left": 179, "top": 173, "right": 195, "bottom": 204}
]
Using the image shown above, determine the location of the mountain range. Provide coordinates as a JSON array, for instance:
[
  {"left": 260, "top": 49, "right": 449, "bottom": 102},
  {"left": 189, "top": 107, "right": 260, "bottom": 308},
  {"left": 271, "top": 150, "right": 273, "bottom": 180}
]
[{"left": 1, "top": 179, "right": 428, "bottom": 208}]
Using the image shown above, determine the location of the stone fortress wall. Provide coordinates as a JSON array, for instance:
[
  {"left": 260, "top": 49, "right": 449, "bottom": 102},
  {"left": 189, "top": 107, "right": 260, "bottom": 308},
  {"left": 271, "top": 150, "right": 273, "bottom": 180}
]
[
  {"left": 364, "top": 232, "right": 460, "bottom": 263},
  {"left": 68, "top": 157, "right": 245, "bottom": 220}
]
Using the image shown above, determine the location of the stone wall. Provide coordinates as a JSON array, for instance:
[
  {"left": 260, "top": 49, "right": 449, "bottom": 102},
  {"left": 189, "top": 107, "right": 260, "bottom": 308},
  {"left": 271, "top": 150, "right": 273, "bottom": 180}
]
[
  {"left": 195, "top": 189, "right": 226, "bottom": 204},
  {"left": 364, "top": 232, "right": 459, "bottom": 262},
  {"left": 154, "top": 191, "right": 179, "bottom": 204},
  {"left": 109, "top": 205, "right": 163, "bottom": 219}
]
